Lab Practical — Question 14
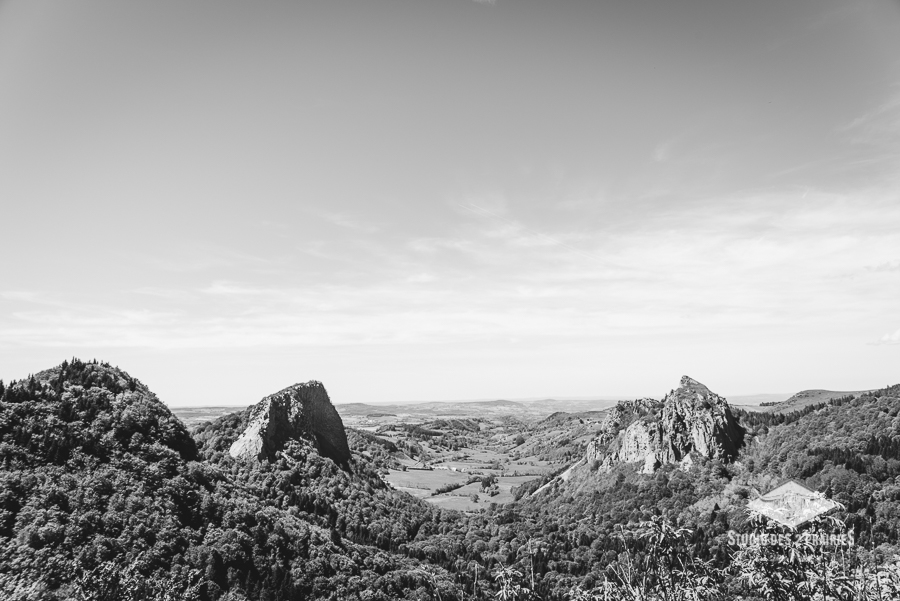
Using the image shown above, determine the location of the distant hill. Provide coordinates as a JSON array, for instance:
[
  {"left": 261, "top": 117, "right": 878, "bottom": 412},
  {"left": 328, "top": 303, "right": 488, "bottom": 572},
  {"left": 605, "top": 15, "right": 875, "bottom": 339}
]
[
  {"left": 333, "top": 397, "right": 619, "bottom": 421},
  {"left": 518, "top": 397, "right": 620, "bottom": 413},
  {"left": 726, "top": 393, "right": 791, "bottom": 409},
  {"left": 173, "top": 397, "right": 621, "bottom": 425},
  {"left": 171, "top": 405, "right": 248, "bottom": 427},
  {"left": 171, "top": 389, "right": 874, "bottom": 424},
  {"left": 746, "top": 388, "right": 871, "bottom": 414}
]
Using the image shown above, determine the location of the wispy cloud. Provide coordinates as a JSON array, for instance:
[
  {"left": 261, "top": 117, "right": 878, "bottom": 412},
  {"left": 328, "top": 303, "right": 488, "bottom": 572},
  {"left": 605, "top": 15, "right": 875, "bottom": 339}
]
[
  {"left": 876, "top": 328, "right": 900, "bottom": 345},
  {"left": 865, "top": 261, "right": 900, "bottom": 273},
  {"left": 841, "top": 90, "right": 900, "bottom": 133},
  {"left": 2, "top": 185, "right": 898, "bottom": 355},
  {"left": 408, "top": 237, "right": 479, "bottom": 255},
  {"left": 456, "top": 201, "right": 623, "bottom": 268},
  {"left": 136, "top": 244, "right": 278, "bottom": 273},
  {"left": 652, "top": 141, "right": 673, "bottom": 163},
  {"left": 841, "top": 88, "right": 900, "bottom": 150},
  {"left": 314, "top": 210, "right": 379, "bottom": 233},
  {"left": 132, "top": 287, "right": 195, "bottom": 301},
  {"left": 202, "top": 282, "right": 274, "bottom": 297}
]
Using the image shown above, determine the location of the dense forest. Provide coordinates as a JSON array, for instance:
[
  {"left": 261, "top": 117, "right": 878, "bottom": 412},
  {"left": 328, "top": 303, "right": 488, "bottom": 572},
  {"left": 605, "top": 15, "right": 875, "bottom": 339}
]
[
  {"left": 0, "top": 360, "right": 453, "bottom": 600},
  {"left": 2, "top": 359, "right": 900, "bottom": 600}
]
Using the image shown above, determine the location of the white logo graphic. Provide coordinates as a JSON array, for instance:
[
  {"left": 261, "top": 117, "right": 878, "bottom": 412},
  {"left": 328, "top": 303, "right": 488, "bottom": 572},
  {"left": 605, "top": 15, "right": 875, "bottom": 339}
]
[{"left": 746, "top": 481, "right": 839, "bottom": 528}]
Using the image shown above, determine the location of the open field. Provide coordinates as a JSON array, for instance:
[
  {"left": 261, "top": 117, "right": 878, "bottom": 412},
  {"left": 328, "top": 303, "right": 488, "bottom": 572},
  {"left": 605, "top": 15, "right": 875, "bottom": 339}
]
[{"left": 173, "top": 400, "right": 597, "bottom": 508}]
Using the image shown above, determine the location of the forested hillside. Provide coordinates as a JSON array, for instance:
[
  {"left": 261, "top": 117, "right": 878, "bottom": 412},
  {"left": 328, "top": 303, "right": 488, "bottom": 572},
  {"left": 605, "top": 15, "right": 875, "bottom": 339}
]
[
  {"left": 3, "top": 359, "right": 900, "bottom": 600},
  {"left": 0, "top": 360, "right": 458, "bottom": 600}
]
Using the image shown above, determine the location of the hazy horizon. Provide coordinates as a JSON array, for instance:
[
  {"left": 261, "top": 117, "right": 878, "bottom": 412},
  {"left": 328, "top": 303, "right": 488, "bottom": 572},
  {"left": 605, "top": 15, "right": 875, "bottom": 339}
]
[{"left": 2, "top": 0, "right": 899, "bottom": 407}]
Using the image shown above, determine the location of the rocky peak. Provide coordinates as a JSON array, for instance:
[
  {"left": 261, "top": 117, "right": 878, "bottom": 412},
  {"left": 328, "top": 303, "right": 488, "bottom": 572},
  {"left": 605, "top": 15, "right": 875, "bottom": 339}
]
[
  {"left": 600, "top": 397, "right": 661, "bottom": 430},
  {"left": 229, "top": 381, "right": 351, "bottom": 466},
  {"left": 677, "top": 375, "right": 710, "bottom": 396},
  {"left": 586, "top": 376, "right": 744, "bottom": 473}
]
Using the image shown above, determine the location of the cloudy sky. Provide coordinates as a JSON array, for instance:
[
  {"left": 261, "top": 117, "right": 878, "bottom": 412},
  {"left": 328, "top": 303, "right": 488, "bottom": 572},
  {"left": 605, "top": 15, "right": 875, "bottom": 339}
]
[{"left": 1, "top": 0, "right": 899, "bottom": 406}]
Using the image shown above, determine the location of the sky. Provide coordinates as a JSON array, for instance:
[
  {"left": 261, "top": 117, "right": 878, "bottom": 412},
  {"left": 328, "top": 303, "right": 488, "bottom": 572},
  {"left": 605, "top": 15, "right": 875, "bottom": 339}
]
[{"left": 1, "top": 0, "right": 899, "bottom": 407}]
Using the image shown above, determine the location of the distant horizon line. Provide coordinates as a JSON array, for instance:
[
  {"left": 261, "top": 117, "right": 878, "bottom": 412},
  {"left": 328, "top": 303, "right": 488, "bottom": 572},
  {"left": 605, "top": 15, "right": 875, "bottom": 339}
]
[{"left": 164, "top": 391, "right": 802, "bottom": 409}]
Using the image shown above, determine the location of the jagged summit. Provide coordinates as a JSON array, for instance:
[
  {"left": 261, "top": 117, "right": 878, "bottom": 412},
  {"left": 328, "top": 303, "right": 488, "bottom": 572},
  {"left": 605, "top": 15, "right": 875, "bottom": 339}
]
[
  {"left": 229, "top": 380, "right": 351, "bottom": 466},
  {"left": 668, "top": 375, "right": 732, "bottom": 413},
  {"left": 585, "top": 376, "right": 744, "bottom": 473},
  {"left": 679, "top": 375, "right": 710, "bottom": 395}
]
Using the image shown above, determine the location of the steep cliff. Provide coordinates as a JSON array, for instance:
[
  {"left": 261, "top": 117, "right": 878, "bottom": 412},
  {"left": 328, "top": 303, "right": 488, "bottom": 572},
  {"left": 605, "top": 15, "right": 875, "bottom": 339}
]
[
  {"left": 586, "top": 376, "right": 744, "bottom": 473},
  {"left": 229, "top": 381, "right": 351, "bottom": 466}
]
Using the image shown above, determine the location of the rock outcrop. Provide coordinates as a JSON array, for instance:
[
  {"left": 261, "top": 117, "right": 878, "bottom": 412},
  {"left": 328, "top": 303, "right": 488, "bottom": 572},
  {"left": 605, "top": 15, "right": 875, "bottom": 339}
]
[
  {"left": 586, "top": 376, "right": 744, "bottom": 473},
  {"left": 229, "top": 381, "right": 351, "bottom": 466}
]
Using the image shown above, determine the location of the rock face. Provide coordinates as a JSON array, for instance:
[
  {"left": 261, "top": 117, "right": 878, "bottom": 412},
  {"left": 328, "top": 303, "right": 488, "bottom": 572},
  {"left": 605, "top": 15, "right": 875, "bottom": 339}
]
[
  {"left": 586, "top": 376, "right": 744, "bottom": 473},
  {"left": 229, "top": 381, "right": 351, "bottom": 466}
]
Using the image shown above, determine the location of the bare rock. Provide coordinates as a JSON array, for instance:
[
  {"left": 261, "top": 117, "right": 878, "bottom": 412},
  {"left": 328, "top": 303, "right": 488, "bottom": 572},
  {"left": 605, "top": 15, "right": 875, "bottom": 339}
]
[
  {"left": 229, "top": 381, "right": 351, "bottom": 466},
  {"left": 586, "top": 376, "right": 744, "bottom": 473}
]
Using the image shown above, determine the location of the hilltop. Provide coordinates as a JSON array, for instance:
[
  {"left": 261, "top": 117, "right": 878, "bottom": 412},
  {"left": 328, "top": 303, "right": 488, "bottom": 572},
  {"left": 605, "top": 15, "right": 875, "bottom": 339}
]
[{"left": 0, "top": 359, "right": 449, "bottom": 600}]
